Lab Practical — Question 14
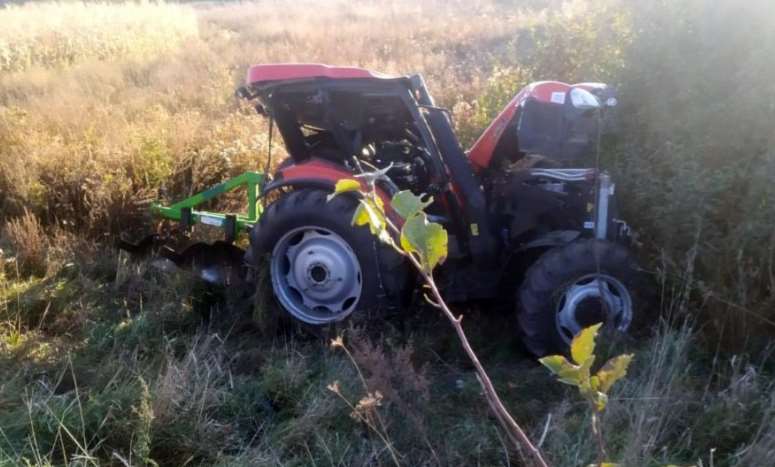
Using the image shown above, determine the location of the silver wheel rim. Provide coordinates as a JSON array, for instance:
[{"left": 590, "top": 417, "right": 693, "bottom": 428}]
[
  {"left": 270, "top": 227, "right": 362, "bottom": 325},
  {"left": 555, "top": 273, "right": 633, "bottom": 344}
]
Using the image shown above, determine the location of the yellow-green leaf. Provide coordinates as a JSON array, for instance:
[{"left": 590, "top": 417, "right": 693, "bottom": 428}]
[
  {"left": 352, "top": 198, "right": 385, "bottom": 235},
  {"left": 590, "top": 374, "right": 601, "bottom": 392},
  {"left": 328, "top": 179, "right": 361, "bottom": 201},
  {"left": 578, "top": 377, "right": 597, "bottom": 401},
  {"left": 351, "top": 197, "right": 396, "bottom": 246},
  {"left": 578, "top": 351, "right": 595, "bottom": 386},
  {"left": 571, "top": 323, "right": 603, "bottom": 366},
  {"left": 352, "top": 203, "right": 370, "bottom": 228},
  {"left": 391, "top": 190, "right": 433, "bottom": 220},
  {"left": 593, "top": 391, "right": 608, "bottom": 412},
  {"left": 539, "top": 355, "right": 581, "bottom": 386},
  {"left": 399, "top": 213, "right": 448, "bottom": 272},
  {"left": 595, "top": 354, "right": 634, "bottom": 394}
]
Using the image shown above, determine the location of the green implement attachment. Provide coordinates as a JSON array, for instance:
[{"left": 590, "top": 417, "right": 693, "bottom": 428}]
[
  {"left": 118, "top": 171, "right": 265, "bottom": 286},
  {"left": 151, "top": 171, "right": 265, "bottom": 241}
]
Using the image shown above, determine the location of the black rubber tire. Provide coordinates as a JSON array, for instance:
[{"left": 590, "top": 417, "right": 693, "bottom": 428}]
[
  {"left": 245, "top": 188, "right": 408, "bottom": 325},
  {"left": 517, "top": 238, "right": 649, "bottom": 357}
]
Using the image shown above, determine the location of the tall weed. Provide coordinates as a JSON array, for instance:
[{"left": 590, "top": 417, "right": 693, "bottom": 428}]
[{"left": 2, "top": 210, "right": 48, "bottom": 277}]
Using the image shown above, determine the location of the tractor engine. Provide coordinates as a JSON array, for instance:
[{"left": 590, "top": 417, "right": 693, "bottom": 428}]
[{"left": 361, "top": 140, "right": 431, "bottom": 192}]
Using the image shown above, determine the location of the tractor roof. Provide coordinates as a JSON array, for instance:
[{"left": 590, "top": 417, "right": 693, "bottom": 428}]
[{"left": 246, "top": 63, "right": 398, "bottom": 86}]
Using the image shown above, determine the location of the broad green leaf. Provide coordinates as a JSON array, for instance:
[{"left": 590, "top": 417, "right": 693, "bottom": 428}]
[
  {"left": 539, "top": 355, "right": 581, "bottom": 386},
  {"left": 595, "top": 354, "right": 634, "bottom": 394},
  {"left": 571, "top": 323, "right": 603, "bottom": 366},
  {"left": 400, "top": 213, "right": 448, "bottom": 272},
  {"left": 391, "top": 190, "right": 433, "bottom": 220}
]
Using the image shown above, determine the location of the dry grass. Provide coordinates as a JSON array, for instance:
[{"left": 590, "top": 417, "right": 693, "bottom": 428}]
[
  {"left": 0, "top": 2, "right": 197, "bottom": 73},
  {"left": 2, "top": 209, "right": 49, "bottom": 277}
]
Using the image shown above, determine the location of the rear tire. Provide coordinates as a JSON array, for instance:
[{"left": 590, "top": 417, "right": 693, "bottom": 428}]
[
  {"left": 517, "top": 239, "right": 649, "bottom": 357},
  {"left": 245, "top": 188, "right": 407, "bottom": 326}
]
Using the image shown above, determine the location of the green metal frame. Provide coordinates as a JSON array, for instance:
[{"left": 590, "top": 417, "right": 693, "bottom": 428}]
[{"left": 151, "top": 172, "right": 265, "bottom": 239}]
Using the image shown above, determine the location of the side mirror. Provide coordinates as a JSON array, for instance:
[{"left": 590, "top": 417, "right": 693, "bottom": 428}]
[
  {"left": 569, "top": 87, "right": 601, "bottom": 111},
  {"left": 574, "top": 83, "right": 618, "bottom": 108},
  {"left": 574, "top": 83, "right": 620, "bottom": 134}
]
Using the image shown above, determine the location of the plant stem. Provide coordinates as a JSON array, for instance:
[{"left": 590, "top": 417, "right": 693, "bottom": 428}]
[
  {"left": 591, "top": 411, "right": 608, "bottom": 465},
  {"left": 423, "top": 268, "right": 550, "bottom": 467},
  {"left": 382, "top": 213, "right": 549, "bottom": 467},
  {"left": 330, "top": 389, "right": 402, "bottom": 467}
]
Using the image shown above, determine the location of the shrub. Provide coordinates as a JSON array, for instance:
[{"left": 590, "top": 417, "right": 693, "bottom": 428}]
[
  {"left": 456, "top": 0, "right": 632, "bottom": 146},
  {"left": 613, "top": 0, "right": 775, "bottom": 345},
  {"left": 2, "top": 209, "right": 49, "bottom": 277}
]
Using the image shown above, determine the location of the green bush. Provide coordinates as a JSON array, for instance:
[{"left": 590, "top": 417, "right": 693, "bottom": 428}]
[
  {"left": 457, "top": 0, "right": 632, "bottom": 146},
  {"left": 614, "top": 0, "right": 775, "bottom": 344}
]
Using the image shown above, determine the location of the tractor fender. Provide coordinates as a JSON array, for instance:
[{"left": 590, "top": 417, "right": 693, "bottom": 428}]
[
  {"left": 517, "top": 230, "right": 581, "bottom": 252},
  {"left": 261, "top": 158, "right": 396, "bottom": 217},
  {"left": 262, "top": 177, "right": 336, "bottom": 195}
]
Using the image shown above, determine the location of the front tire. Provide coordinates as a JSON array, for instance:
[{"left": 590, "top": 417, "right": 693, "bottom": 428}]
[
  {"left": 246, "top": 189, "right": 407, "bottom": 326},
  {"left": 517, "top": 239, "right": 648, "bottom": 357}
]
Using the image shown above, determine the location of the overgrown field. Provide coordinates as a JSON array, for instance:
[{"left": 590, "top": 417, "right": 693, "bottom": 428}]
[{"left": 1, "top": 1, "right": 774, "bottom": 465}]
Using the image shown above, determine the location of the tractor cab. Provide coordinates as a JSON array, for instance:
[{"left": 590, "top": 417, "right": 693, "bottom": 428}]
[
  {"left": 241, "top": 64, "right": 447, "bottom": 193},
  {"left": 468, "top": 81, "right": 618, "bottom": 170},
  {"left": 241, "top": 64, "right": 497, "bottom": 267}
]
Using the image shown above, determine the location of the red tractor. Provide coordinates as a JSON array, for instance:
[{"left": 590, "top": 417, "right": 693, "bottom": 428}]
[
  {"left": 125, "top": 63, "right": 647, "bottom": 357},
  {"left": 233, "top": 64, "right": 647, "bottom": 357}
]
